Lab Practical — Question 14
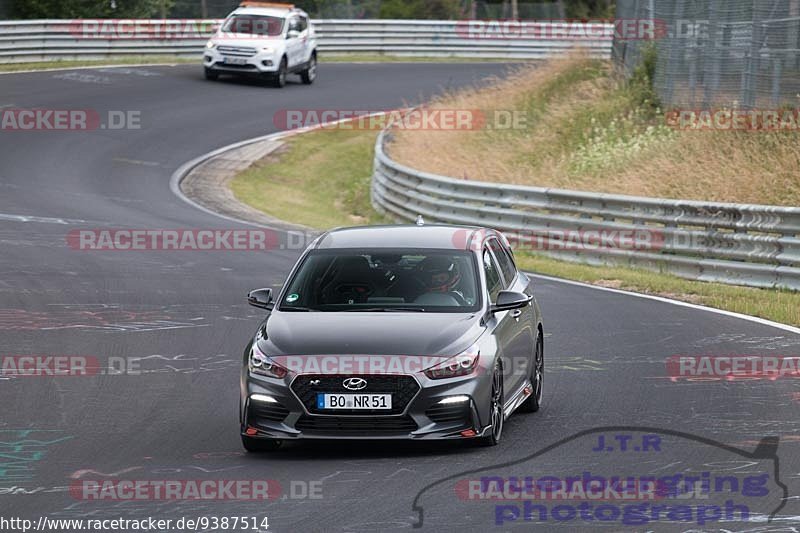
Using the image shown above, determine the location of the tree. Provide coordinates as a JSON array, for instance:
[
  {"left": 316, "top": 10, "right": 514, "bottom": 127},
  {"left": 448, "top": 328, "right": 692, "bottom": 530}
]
[{"left": 12, "top": 0, "right": 172, "bottom": 19}]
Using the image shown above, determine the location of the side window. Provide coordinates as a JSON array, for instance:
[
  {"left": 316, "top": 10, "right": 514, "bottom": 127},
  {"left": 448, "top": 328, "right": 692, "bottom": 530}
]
[
  {"left": 287, "top": 17, "right": 301, "bottom": 33},
  {"left": 489, "top": 239, "right": 517, "bottom": 287},
  {"left": 483, "top": 248, "right": 503, "bottom": 302},
  {"left": 298, "top": 16, "right": 309, "bottom": 32}
]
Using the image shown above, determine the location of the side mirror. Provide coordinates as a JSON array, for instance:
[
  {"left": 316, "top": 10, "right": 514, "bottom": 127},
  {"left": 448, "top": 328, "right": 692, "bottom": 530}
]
[
  {"left": 248, "top": 288, "right": 273, "bottom": 309},
  {"left": 491, "top": 291, "right": 531, "bottom": 313},
  {"left": 287, "top": 29, "right": 300, "bottom": 39}
]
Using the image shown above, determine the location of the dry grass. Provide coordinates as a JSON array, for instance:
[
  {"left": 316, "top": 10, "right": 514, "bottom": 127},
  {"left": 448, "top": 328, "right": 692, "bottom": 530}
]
[{"left": 388, "top": 56, "right": 800, "bottom": 206}]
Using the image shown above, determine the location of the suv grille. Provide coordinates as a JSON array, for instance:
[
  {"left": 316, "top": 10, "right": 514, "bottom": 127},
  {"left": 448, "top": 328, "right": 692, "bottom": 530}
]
[
  {"left": 296, "top": 415, "right": 417, "bottom": 436},
  {"left": 292, "top": 375, "right": 420, "bottom": 415},
  {"left": 217, "top": 45, "right": 257, "bottom": 57}
]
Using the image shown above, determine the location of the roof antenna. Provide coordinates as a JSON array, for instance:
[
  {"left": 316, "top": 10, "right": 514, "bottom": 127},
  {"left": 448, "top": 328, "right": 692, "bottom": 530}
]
[{"left": 415, "top": 215, "right": 425, "bottom": 226}]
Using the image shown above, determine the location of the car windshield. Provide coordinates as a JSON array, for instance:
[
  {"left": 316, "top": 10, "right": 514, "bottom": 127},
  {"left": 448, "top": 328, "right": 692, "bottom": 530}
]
[
  {"left": 222, "top": 15, "right": 284, "bottom": 36},
  {"left": 279, "top": 249, "right": 481, "bottom": 313}
]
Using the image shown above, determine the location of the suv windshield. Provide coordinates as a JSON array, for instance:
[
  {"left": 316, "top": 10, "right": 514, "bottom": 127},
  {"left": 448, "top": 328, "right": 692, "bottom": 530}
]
[
  {"left": 279, "top": 249, "right": 481, "bottom": 313},
  {"left": 222, "top": 15, "right": 284, "bottom": 36}
]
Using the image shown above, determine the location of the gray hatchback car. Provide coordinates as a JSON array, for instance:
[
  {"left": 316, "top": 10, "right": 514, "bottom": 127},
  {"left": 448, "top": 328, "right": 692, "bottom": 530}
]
[{"left": 240, "top": 224, "right": 544, "bottom": 451}]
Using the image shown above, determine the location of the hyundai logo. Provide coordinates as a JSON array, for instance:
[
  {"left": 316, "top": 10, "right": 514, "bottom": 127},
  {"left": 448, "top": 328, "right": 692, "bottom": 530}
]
[{"left": 342, "top": 377, "right": 367, "bottom": 391}]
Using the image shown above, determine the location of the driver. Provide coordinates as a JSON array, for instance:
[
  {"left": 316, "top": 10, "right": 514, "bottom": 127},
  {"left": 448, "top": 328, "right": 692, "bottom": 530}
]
[{"left": 417, "top": 256, "right": 461, "bottom": 294}]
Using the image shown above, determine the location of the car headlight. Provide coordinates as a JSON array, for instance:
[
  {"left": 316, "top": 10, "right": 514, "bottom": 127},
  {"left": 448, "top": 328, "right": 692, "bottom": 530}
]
[
  {"left": 206, "top": 41, "right": 216, "bottom": 49},
  {"left": 261, "top": 47, "right": 275, "bottom": 53},
  {"left": 424, "top": 350, "right": 480, "bottom": 380},
  {"left": 249, "top": 343, "right": 288, "bottom": 378}
]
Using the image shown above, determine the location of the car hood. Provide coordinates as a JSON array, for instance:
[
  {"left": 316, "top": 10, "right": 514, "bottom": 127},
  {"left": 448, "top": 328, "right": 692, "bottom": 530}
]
[
  {"left": 261, "top": 311, "right": 483, "bottom": 357},
  {"left": 212, "top": 33, "right": 282, "bottom": 48}
]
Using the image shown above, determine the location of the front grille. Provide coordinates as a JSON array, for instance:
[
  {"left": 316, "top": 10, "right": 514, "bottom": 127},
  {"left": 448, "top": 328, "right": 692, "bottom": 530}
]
[
  {"left": 426, "top": 403, "right": 470, "bottom": 424},
  {"left": 217, "top": 45, "right": 257, "bottom": 56},
  {"left": 214, "top": 62, "right": 257, "bottom": 70},
  {"left": 296, "top": 415, "right": 418, "bottom": 436},
  {"left": 292, "top": 375, "right": 420, "bottom": 415},
  {"left": 248, "top": 402, "right": 289, "bottom": 424}
]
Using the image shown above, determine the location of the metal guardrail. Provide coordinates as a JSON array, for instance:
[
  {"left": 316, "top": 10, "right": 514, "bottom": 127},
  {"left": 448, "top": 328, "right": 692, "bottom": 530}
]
[
  {"left": 372, "top": 130, "right": 800, "bottom": 291},
  {"left": 0, "top": 19, "right": 613, "bottom": 63}
]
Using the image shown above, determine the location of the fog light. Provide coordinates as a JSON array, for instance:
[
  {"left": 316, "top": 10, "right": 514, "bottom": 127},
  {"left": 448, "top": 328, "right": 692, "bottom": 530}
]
[
  {"left": 460, "top": 429, "right": 477, "bottom": 438},
  {"left": 246, "top": 426, "right": 259, "bottom": 436},
  {"left": 262, "top": 59, "right": 273, "bottom": 66},
  {"left": 251, "top": 394, "right": 278, "bottom": 403},
  {"left": 204, "top": 55, "right": 212, "bottom": 62},
  {"left": 438, "top": 395, "right": 470, "bottom": 405}
]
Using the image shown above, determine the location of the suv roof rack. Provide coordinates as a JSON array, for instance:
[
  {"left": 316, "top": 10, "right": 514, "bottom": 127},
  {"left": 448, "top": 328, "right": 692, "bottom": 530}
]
[{"left": 238, "top": 1, "right": 295, "bottom": 9}]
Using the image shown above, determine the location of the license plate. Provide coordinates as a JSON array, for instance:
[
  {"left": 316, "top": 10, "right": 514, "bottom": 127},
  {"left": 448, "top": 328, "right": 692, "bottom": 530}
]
[
  {"left": 222, "top": 57, "right": 247, "bottom": 65},
  {"left": 316, "top": 393, "right": 392, "bottom": 410}
]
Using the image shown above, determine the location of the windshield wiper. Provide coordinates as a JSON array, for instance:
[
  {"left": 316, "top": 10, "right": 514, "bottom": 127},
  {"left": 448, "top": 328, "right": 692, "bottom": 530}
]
[
  {"left": 279, "top": 306, "right": 316, "bottom": 312},
  {"left": 340, "top": 307, "right": 426, "bottom": 312}
]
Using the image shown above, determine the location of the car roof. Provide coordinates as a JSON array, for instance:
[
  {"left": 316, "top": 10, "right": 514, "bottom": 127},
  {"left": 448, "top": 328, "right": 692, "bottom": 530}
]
[
  {"left": 231, "top": 6, "right": 305, "bottom": 18},
  {"left": 313, "top": 224, "right": 499, "bottom": 251}
]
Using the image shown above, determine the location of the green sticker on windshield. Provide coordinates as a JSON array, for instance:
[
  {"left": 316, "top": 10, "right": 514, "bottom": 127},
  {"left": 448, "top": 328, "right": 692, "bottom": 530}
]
[{"left": 286, "top": 293, "right": 299, "bottom": 303}]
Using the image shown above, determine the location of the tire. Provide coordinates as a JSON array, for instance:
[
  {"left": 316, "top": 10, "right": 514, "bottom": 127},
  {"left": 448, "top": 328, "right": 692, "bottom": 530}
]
[
  {"left": 241, "top": 435, "right": 282, "bottom": 453},
  {"left": 477, "top": 361, "right": 504, "bottom": 446},
  {"left": 272, "top": 58, "right": 287, "bottom": 88},
  {"left": 300, "top": 54, "right": 317, "bottom": 85},
  {"left": 204, "top": 68, "right": 219, "bottom": 81},
  {"left": 519, "top": 332, "right": 543, "bottom": 413}
]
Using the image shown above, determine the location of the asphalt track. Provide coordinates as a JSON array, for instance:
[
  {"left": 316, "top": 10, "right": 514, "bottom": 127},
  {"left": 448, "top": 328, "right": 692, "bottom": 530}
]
[{"left": 1, "top": 63, "right": 799, "bottom": 532}]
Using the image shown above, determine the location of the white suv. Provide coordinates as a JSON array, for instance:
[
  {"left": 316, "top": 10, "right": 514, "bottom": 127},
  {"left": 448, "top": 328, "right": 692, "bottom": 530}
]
[{"left": 203, "top": 3, "right": 317, "bottom": 88}]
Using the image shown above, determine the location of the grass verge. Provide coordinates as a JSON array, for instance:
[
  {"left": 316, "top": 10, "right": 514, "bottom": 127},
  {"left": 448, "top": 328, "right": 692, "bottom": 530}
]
[
  {"left": 516, "top": 254, "right": 800, "bottom": 327},
  {"left": 229, "top": 123, "right": 800, "bottom": 327},
  {"left": 230, "top": 125, "right": 388, "bottom": 229}
]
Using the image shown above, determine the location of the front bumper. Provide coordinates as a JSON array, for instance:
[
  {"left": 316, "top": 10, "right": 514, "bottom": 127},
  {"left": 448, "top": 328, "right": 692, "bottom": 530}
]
[
  {"left": 204, "top": 48, "right": 280, "bottom": 75},
  {"left": 241, "top": 372, "right": 492, "bottom": 441}
]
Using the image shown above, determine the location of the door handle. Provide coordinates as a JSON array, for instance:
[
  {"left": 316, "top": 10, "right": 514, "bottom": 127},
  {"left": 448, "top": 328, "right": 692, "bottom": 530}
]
[{"left": 510, "top": 309, "right": 522, "bottom": 319}]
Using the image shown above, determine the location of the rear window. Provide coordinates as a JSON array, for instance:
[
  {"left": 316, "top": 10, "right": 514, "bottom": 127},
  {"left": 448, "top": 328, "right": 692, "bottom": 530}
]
[{"left": 279, "top": 249, "right": 481, "bottom": 313}]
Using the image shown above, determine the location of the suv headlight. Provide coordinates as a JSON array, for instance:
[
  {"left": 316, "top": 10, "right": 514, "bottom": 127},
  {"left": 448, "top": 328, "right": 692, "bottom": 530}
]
[
  {"left": 206, "top": 41, "right": 216, "bottom": 49},
  {"left": 261, "top": 46, "right": 275, "bottom": 53},
  {"left": 424, "top": 349, "right": 480, "bottom": 380},
  {"left": 249, "top": 343, "right": 288, "bottom": 378}
]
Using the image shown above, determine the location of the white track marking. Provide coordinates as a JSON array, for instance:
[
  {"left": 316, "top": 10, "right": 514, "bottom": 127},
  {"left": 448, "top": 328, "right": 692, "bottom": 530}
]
[
  {"left": 0, "top": 213, "right": 87, "bottom": 225},
  {"left": 528, "top": 272, "right": 800, "bottom": 335},
  {"left": 113, "top": 158, "right": 160, "bottom": 167}
]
